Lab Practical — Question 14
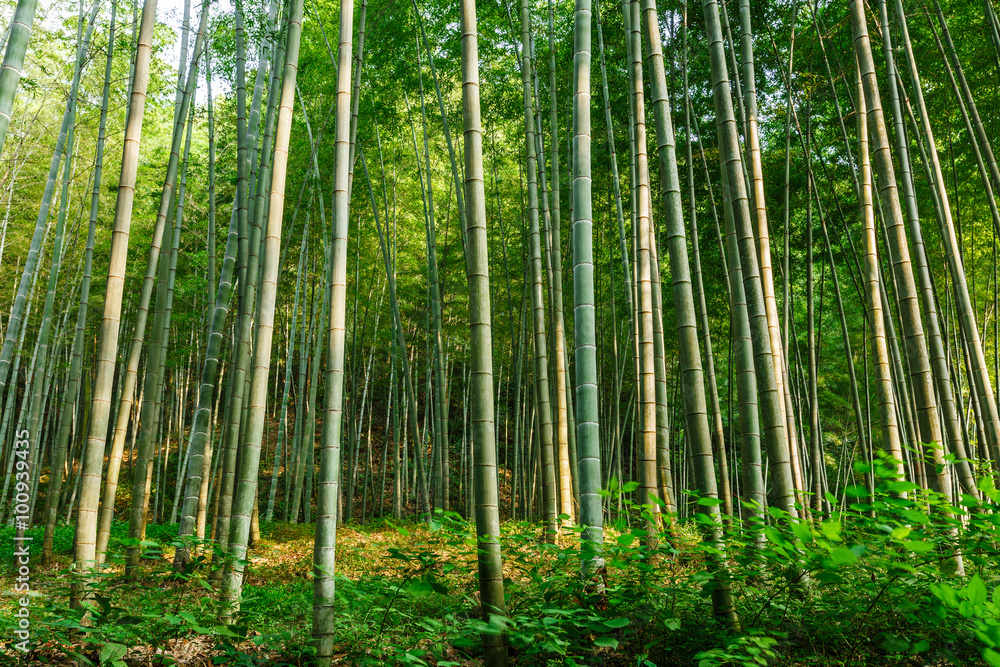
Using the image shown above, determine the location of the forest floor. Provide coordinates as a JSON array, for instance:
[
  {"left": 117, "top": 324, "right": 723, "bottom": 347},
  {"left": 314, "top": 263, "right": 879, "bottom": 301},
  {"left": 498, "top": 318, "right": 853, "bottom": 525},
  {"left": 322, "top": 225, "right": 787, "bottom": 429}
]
[{"left": 0, "top": 506, "right": 995, "bottom": 666}]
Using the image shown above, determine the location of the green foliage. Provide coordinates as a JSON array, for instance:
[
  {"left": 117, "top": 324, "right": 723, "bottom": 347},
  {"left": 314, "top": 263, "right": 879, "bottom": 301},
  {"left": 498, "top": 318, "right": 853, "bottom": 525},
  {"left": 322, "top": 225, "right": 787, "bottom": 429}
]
[
  {"left": 0, "top": 522, "right": 73, "bottom": 564},
  {"left": 11, "top": 460, "right": 1000, "bottom": 667},
  {"left": 932, "top": 574, "right": 1000, "bottom": 666},
  {"left": 0, "top": 521, "right": 179, "bottom": 566},
  {"left": 281, "top": 465, "right": 1000, "bottom": 665},
  {"left": 694, "top": 632, "right": 780, "bottom": 667},
  {"left": 1, "top": 531, "right": 316, "bottom": 666},
  {"left": 9, "top": 463, "right": 1000, "bottom": 666}
]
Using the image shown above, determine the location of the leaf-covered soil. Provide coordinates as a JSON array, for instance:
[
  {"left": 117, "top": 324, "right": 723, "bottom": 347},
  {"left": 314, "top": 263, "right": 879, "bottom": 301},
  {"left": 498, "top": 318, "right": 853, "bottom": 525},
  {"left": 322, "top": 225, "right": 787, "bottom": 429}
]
[{"left": 1, "top": 509, "right": 996, "bottom": 666}]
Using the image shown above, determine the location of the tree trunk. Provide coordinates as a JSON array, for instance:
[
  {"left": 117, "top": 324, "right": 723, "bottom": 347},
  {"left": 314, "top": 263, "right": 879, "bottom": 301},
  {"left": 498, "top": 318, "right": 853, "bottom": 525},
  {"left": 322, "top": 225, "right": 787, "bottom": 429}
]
[{"left": 73, "top": 0, "right": 158, "bottom": 607}]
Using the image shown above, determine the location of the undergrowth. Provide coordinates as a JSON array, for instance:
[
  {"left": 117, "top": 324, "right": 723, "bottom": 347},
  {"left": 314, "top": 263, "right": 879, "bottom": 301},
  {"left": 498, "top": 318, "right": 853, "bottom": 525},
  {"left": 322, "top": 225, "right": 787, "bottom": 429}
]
[{"left": 2, "top": 456, "right": 1000, "bottom": 666}]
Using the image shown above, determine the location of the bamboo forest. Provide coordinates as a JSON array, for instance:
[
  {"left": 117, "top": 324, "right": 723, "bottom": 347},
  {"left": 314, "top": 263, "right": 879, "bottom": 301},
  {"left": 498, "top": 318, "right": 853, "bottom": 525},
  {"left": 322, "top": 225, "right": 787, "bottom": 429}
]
[{"left": 7, "top": 0, "right": 1000, "bottom": 663}]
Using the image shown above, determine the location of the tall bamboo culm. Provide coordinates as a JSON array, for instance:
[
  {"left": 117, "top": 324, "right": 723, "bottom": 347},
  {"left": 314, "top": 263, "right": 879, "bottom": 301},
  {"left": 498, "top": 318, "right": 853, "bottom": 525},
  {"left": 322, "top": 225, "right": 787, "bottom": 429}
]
[
  {"left": 0, "top": 0, "right": 40, "bottom": 155},
  {"left": 461, "top": 2, "right": 510, "bottom": 663},
  {"left": 313, "top": 0, "right": 353, "bottom": 660},
  {"left": 73, "top": 0, "right": 159, "bottom": 606}
]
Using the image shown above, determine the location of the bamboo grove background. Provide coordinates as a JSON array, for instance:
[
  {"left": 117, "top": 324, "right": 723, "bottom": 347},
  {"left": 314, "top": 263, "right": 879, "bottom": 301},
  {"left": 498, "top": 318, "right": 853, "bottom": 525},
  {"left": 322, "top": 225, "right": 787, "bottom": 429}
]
[{"left": 3, "top": 0, "right": 1000, "bottom": 658}]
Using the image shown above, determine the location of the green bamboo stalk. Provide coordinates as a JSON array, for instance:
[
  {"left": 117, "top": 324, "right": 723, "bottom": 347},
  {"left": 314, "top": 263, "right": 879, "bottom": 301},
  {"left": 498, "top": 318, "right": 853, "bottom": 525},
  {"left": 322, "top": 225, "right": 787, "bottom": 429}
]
[
  {"left": 24, "top": 115, "right": 75, "bottom": 523},
  {"left": 682, "top": 0, "right": 732, "bottom": 519},
  {"left": 626, "top": 0, "right": 661, "bottom": 535},
  {"left": 461, "top": 0, "right": 510, "bottom": 660},
  {"left": 221, "top": 0, "right": 302, "bottom": 612},
  {"left": 414, "top": 45, "right": 450, "bottom": 512},
  {"left": 42, "top": 0, "right": 111, "bottom": 564},
  {"left": 289, "top": 204, "right": 318, "bottom": 524},
  {"left": 302, "top": 280, "right": 323, "bottom": 526},
  {"left": 850, "top": 0, "right": 949, "bottom": 497},
  {"left": 163, "top": 104, "right": 195, "bottom": 528},
  {"left": 412, "top": 0, "right": 468, "bottom": 256},
  {"left": 73, "top": 0, "right": 159, "bottom": 606},
  {"left": 855, "top": 60, "right": 904, "bottom": 479},
  {"left": 738, "top": 0, "right": 804, "bottom": 506},
  {"left": 519, "top": 0, "right": 558, "bottom": 540},
  {"left": 210, "top": 0, "right": 280, "bottom": 569},
  {"left": 0, "top": 0, "right": 40, "bottom": 156},
  {"left": 931, "top": 0, "right": 1000, "bottom": 238},
  {"left": 215, "top": 0, "right": 252, "bottom": 547},
  {"left": 806, "top": 171, "right": 822, "bottom": 515},
  {"left": 176, "top": 215, "right": 242, "bottom": 558},
  {"left": 880, "top": 0, "right": 975, "bottom": 493},
  {"left": 646, "top": 0, "right": 737, "bottom": 623},
  {"left": 101, "top": 0, "right": 202, "bottom": 559},
  {"left": 895, "top": 77, "right": 978, "bottom": 493},
  {"left": 594, "top": 0, "right": 633, "bottom": 337},
  {"left": 206, "top": 44, "right": 216, "bottom": 327},
  {"left": 702, "top": 0, "right": 792, "bottom": 516},
  {"left": 897, "top": 1, "right": 1000, "bottom": 475},
  {"left": 0, "top": 283, "right": 39, "bottom": 526},
  {"left": 646, "top": 0, "right": 681, "bottom": 521},
  {"left": 313, "top": 0, "right": 354, "bottom": 657},
  {"left": 0, "top": 0, "right": 93, "bottom": 412},
  {"left": 267, "top": 213, "right": 310, "bottom": 522},
  {"left": 650, "top": 231, "right": 675, "bottom": 516},
  {"left": 572, "top": 0, "right": 603, "bottom": 576},
  {"left": 547, "top": 0, "right": 574, "bottom": 527},
  {"left": 527, "top": 50, "right": 565, "bottom": 519},
  {"left": 118, "top": 3, "right": 209, "bottom": 568}
]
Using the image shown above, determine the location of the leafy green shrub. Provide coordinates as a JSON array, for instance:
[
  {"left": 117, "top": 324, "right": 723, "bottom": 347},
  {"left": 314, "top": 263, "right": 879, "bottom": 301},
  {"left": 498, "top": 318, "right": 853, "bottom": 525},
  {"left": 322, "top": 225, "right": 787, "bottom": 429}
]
[
  {"left": 694, "top": 632, "right": 780, "bottom": 667},
  {"left": 0, "top": 523, "right": 73, "bottom": 565},
  {"left": 8, "top": 456, "right": 1000, "bottom": 666}
]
